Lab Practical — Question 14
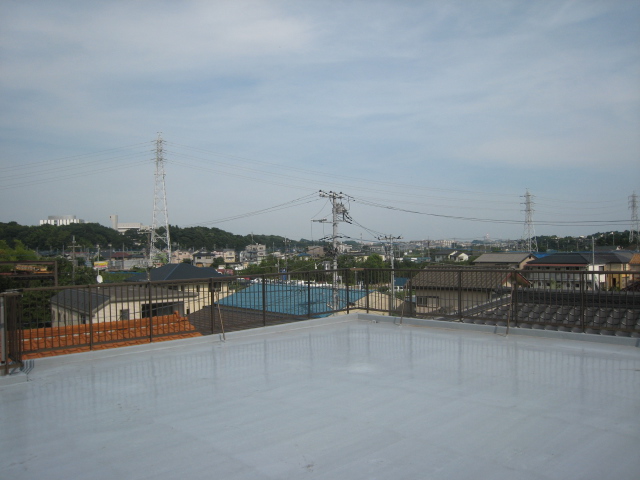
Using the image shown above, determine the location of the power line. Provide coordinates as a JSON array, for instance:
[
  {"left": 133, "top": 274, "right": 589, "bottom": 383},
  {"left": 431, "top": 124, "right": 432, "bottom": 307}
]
[
  {"left": 352, "top": 197, "right": 627, "bottom": 227},
  {"left": 182, "top": 194, "right": 319, "bottom": 227}
]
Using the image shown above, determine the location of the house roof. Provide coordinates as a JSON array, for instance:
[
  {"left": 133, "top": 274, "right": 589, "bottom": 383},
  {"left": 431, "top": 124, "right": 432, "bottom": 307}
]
[
  {"left": 526, "top": 251, "right": 633, "bottom": 267},
  {"left": 51, "top": 285, "right": 197, "bottom": 314},
  {"left": 50, "top": 289, "right": 111, "bottom": 315},
  {"left": 110, "top": 252, "right": 133, "bottom": 259},
  {"left": 411, "top": 268, "right": 516, "bottom": 290},
  {"left": 473, "top": 252, "right": 535, "bottom": 264},
  {"left": 127, "top": 263, "right": 226, "bottom": 282},
  {"left": 433, "top": 249, "right": 456, "bottom": 256}
]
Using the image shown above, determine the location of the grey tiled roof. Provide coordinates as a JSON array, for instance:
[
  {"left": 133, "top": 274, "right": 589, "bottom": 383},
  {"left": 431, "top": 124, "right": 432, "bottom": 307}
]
[
  {"left": 127, "top": 263, "right": 226, "bottom": 282},
  {"left": 411, "top": 269, "right": 509, "bottom": 290},
  {"left": 473, "top": 253, "right": 535, "bottom": 264}
]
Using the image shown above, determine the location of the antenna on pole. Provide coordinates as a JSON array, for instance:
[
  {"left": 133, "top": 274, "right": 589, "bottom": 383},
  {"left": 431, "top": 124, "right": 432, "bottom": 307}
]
[
  {"left": 521, "top": 189, "right": 538, "bottom": 253},
  {"left": 149, "top": 133, "right": 171, "bottom": 266}
]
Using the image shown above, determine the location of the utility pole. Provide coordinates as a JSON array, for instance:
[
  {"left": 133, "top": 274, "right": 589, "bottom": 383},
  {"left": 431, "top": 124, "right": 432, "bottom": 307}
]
[
  {"left": 318, "top": 191, "right": 351, "bottom": 310},
  {"left": 630, "top": 192, "right": 639, "bottom": 248},
  {"left": 70, "top": 235, "right": 77, "bottom": 284},
  {"left": 150, "top": 133, "right": 171, "bottom": 267},
  {"left": 522, "top": 189, "right": 538, "bottom": 252},
  {"left": 378, "top": 234, "right": 402, "bottom": 316}
]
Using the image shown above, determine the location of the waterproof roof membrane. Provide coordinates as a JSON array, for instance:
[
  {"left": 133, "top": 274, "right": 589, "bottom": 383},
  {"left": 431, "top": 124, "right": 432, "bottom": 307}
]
[{"left": 1, "top": 314, "right": 639, "bottom": 480}]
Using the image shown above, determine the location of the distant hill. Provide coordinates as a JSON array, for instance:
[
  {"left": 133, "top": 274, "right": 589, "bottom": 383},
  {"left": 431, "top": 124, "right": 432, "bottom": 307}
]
[{"left": 0, "top": 221, "right": 314, "bottom": 252}]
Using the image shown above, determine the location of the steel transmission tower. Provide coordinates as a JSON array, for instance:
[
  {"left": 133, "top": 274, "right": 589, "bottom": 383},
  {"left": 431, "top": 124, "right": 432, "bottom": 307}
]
[
  {"left": 149, "top": 134, "right": 171, "bottom": 266},
  {"left": 522, "top": 189, "right": 538, "bottom": 252},
  {"left": 630, "top": 191, "right": 639, "bottom": 247}
]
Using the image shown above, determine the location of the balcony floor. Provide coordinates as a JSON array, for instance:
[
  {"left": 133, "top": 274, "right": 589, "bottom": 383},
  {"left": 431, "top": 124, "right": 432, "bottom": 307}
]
[{"left": 2, "top": 314, "right": 640, "bottom": 479}]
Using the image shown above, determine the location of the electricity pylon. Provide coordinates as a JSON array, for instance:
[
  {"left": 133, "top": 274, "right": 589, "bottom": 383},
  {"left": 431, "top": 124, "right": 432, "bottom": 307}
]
[
  {"left": 522, "top": 189, "right": 538, "bottom": 252},
  {"left": 149, "top": 133, "right": 171, "bottom": 266}
]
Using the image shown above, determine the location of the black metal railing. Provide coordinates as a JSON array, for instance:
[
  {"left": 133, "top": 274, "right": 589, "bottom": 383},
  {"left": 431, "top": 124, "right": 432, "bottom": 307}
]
[
  {"left": 1, "top": 291, "right": 23, "bottom": 374},
  {"left": 1, "top": 267, "right": 639, "bottom": 362}
]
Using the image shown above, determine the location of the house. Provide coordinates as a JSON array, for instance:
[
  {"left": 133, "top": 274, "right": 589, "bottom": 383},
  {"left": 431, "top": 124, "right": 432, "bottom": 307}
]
[
  {"left": 630, "top": 253, "right": 640, "bottom": 281},
  {"left": 473, "top": 252, "right": 537, "bottom": 270},
  {"left": 307, "top": 246, "right": 325, "bottom": 258},
  {"left": 171, "top": 250, "right": 193, "bottom": 264},
  {"left": 126, "top": 263, "right": 230, "bottom": 313},
  {"left": 451, "top": 251, "right": 469, "bottom": 262},
  {"left": 50, "top": 285, "right": 199, "bottom": 327},
  {"left": 524, "top": 252, "right": 634, "bottom": 290},
  {"left": 222, "top": 249, "right": 236, "bottom": 264},
  {"left": 432, "top": 249, "right": 462, "bottom": 262},
  {"left": 107, "top": 251, "right": 147, "bottom": 270},
  {"left": 192, "top": 251, "right": 219, "bottom": 267},
  {"left": 410, "top": 268, "right": 529, "bottom": 315}
]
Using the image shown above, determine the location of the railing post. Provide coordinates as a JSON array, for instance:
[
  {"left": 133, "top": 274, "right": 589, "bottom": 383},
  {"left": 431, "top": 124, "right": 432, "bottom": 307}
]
[
  {"left": 1, "top": 293, "right": 24, "bottom": 375},
  {"left": 408, "top": 277, "right": 414, "bottom": 318},
  {"left": 148, "top": 282, "right": 154, "bottom": 342},
  {"left": 88, "top": 285, "right": 94, "bottom": 351},
  {"left": 346, "top": 270, "right": 350, "bottom": 314},
  {"left": 365, "top": 272, "right": 370, "bottom": 313},
  {"left": 457, "top": 270, "right": 463, "bottom": 322},
  {"left": 307, "top": 272, "right": 312, "bottom": 319},
  {"left": 1, "top": 295, "right": 7, "bottom": 375},
  {"left": 579, "top": 271, "right": 586, "bottom": 333},
  {"left": 209, "top": 277, "right": 215, "bottom": 334},
  {"left": 512, "top": 277, "right": 519, "bottom": 325},
  {"left": 262, "top": 276, "right": 267, "bottom": 327}
]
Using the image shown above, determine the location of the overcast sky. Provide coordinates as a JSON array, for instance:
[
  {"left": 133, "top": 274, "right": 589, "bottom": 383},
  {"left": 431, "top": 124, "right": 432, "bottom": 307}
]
[{"left": 1, "top": 0, "right": 639, "bottom": 244}]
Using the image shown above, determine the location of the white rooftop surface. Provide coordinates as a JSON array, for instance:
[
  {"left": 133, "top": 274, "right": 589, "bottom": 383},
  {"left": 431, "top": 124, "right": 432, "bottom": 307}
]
[{"left": 2, "top": 314, "right": 640, "bottom": 480}]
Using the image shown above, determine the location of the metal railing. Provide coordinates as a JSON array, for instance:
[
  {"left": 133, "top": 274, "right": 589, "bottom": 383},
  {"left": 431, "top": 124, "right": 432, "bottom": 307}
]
[{"left": 2, "top": 267, "right": 639, "bottom": 366}]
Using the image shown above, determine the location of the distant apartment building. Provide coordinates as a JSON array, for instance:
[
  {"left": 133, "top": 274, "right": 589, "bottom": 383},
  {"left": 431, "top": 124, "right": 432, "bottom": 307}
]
[
  {"left": 40, "top": 215, "right": 85, "bottom": 226},
  {"left": 109, "top": 214, "right": 148, "bottom": 234},
  {"left": 241, "top": 244, "right": 267, "bottom": 264}
]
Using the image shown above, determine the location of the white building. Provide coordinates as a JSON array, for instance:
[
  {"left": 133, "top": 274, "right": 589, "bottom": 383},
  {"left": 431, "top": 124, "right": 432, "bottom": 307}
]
[
  {"left": 109, "top": 214, "right": 147, "bottom": 234},
  {"left": 241, "top": 244, "right": 266, "bottom": 264},
  {"left": 40, "top": 215, "right": 85, "bottom": 226}
]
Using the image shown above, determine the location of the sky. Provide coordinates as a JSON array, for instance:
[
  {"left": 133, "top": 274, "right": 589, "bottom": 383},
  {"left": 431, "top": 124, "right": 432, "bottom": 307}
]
[{"left": 1, "top": 0, "right": 639, "bottom": 244}]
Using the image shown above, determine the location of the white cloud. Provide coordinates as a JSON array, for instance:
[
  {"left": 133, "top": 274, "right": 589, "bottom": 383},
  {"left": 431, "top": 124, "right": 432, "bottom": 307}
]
[{"left": 0, "top": 0, "right": 638, "bottom": 239}]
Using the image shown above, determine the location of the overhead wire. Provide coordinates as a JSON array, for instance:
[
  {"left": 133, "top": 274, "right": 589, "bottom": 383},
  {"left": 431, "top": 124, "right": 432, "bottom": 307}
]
[
  {"left": 1, "top": 139, "right": 632, "bottom": 231},
  {"left": 352, "top": 197, "right": 629, "bottom": 227},
  {"left": 0, "top": 141, "right": 153, "bottom": 172},
  {"left": 182, "top": 193, "right": 320, "bottom": 227}
]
